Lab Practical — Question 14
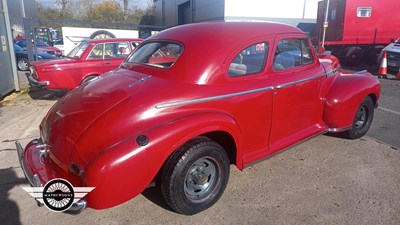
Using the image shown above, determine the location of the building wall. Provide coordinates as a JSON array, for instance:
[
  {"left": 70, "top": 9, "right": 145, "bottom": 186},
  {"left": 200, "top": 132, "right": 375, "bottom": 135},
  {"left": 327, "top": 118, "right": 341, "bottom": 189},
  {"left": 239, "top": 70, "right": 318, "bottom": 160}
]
[
  {"left": 154, "top": 0, "right": 319, "bottom": 28},
  {"left": 154, "top": 0, "right": 224, "bottom": 28},
  {"left": 0, "top": 0, "right": 35, "bottom": 97},
  {"left": 0, "top": 0, "right": 16, "bottom": 97}
]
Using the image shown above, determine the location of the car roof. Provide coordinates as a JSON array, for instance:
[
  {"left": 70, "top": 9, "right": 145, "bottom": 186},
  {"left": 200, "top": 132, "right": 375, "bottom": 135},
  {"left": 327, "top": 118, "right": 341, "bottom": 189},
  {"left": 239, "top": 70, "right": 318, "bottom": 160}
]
[
  {"left": 142, "top": 21, "right": 305, "bottom": 84},
  {"left": 149, "top": 21, "right": 303, "bottom": 45}
]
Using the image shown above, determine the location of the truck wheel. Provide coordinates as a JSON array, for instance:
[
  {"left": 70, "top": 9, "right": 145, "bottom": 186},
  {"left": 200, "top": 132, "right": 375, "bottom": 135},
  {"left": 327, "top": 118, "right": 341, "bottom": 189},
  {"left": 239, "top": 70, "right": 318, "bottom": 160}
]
[
  {"left": 366, "top": 46, "right": 384, "bottom": 65},
  {"left": 17, "top": 58, "right": 29, "bottom": 71},
  {"left": 345, "top": 96, "right": 374, "bottom": 139},
  {"left": 161, "top": 137, "right": 230, "bottom": 215},
  {"left": 341, "top": 47, "right": 364, "bottom": 66},
  {"left": 89, "top": 30, "right": 116, "bottom": 39}
]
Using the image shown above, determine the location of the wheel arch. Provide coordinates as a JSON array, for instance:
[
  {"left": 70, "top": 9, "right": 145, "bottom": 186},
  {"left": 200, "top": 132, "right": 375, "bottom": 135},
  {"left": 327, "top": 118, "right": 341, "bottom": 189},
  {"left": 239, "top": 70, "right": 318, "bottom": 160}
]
[
  {"left": 83, "top": 111, "right": 241, "bottom": 209},
  {"left": 324, "top": 73, "right": 380, "bottom": 130},
  {"left": 80, "top": 74, "right": 100, "bottom": 84},
  {"left": 202, "top": 131, "right": 237, "bottom": 166}
]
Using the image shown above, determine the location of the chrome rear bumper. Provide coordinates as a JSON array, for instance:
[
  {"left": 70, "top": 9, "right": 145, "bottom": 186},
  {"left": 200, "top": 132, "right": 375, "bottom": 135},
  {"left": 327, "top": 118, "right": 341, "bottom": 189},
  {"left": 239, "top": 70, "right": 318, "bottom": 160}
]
[{"left": 15, "top": 140, "right": 87, "bottom": 213}]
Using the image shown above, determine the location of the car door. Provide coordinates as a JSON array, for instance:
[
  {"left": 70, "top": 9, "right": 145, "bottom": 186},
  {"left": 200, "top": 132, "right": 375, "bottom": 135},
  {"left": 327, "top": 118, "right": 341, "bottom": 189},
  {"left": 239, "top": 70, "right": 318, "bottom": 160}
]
[{"left": 268, "top": 35, "right": 327, "bottom": 153}]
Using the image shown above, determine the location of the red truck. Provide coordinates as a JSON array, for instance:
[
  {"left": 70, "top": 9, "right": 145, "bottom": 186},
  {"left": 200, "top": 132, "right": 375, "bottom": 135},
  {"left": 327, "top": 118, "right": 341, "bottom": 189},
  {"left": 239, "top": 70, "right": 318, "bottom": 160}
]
[{"left": 316, "top": 0, "right": 400, "bottom": 65}]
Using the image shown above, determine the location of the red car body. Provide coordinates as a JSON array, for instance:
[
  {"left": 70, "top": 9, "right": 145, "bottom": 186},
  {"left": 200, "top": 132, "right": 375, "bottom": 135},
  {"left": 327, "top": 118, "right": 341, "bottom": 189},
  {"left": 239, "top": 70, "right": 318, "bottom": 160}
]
[
  {"left": 27, "top": 38, "right": 143, "bottom": 90},
  {"left": 16, "top": 22, "right": 380, "bottom": 214}
]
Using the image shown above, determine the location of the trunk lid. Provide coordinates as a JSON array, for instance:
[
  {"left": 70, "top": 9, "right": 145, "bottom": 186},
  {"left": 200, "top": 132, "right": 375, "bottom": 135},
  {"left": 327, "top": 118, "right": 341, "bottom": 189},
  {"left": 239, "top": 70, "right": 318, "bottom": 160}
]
[{"left": 42, "top": 69, "right": 149, "bottom": 170}]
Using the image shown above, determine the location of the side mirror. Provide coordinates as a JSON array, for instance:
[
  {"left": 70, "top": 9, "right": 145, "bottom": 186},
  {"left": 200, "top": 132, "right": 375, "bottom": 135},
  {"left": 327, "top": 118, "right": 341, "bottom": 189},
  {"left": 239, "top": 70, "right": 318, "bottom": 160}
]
[{"left": 317, "top": 46, "right": 325, "bottom": 55}]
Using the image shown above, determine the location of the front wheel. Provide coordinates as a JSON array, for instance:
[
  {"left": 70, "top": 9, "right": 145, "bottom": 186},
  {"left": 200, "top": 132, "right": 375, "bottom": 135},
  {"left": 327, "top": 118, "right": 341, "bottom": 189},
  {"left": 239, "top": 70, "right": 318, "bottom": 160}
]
[
  {"left": 161, "top": 137, "right": 230, "bottom": 215},
  {"left": 345, "top": 96, "right": 374, "bottom": 139}
]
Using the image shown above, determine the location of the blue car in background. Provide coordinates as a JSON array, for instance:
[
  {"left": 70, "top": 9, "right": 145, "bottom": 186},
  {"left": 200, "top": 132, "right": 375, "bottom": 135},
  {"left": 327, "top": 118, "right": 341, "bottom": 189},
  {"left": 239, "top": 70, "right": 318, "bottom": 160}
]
[{"left": 13, "top": 44, "right": 57, "bottom": 71}]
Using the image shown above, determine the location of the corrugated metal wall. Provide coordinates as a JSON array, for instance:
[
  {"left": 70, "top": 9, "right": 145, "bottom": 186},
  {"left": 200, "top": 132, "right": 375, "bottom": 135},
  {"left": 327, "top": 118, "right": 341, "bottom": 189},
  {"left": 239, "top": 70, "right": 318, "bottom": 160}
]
[
  {"left": 154, "top": 0, "right": 225, "bottom": 28},
  {"left": 0, "top": 0, "right": 15, "bottom": 98}
]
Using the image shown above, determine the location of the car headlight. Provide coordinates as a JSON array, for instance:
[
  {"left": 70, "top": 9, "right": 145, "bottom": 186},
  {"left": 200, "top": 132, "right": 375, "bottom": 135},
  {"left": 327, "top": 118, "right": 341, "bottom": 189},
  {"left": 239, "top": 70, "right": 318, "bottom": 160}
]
[{"left": 37, "top": 55, "right": 43, "bottom": 59}]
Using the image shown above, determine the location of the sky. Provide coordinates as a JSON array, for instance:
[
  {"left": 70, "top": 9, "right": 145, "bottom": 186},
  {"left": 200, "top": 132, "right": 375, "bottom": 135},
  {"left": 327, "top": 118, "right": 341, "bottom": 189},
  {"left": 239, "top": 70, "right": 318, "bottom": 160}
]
[{"left": 225, "top": 0, "right": 320, "bottom": 19}]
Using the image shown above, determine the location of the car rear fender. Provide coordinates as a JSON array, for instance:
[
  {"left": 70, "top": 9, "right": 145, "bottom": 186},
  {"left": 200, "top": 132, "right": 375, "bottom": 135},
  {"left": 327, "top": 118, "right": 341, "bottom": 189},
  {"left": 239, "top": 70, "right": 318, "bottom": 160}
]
[
  {"left": 83, "top": 111, "right": 241, "bottom": 209},
  {"left": 323, "top": 72, "right": 380, "bottom": 130}
]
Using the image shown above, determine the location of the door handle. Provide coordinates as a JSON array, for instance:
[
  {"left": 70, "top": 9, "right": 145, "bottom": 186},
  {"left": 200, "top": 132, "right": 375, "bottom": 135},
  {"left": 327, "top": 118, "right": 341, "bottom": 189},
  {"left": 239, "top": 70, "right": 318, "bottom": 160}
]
[{"left": 103, "top": 62, "right": 111, "bottom": 65}]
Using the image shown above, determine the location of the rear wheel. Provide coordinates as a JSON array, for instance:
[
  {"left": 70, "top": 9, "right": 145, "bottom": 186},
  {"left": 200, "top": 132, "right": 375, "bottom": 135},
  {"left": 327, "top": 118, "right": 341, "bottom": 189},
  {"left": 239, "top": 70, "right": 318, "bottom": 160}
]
[
  {"left": 345, "top": 96, "right": 374, "bottom": 139},
  {"left": 161, "top": 137, "right": 230, "bottom": 215}
]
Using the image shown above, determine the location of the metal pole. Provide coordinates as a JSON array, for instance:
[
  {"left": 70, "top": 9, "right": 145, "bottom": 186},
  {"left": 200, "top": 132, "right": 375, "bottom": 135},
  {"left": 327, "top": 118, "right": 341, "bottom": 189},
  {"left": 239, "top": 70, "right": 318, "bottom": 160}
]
[
  {"left": 321, "top": 0, "right": 330, "bottom": 47},
  {"left": 302, "top": 0, "right": 307, "bottom": 21}
]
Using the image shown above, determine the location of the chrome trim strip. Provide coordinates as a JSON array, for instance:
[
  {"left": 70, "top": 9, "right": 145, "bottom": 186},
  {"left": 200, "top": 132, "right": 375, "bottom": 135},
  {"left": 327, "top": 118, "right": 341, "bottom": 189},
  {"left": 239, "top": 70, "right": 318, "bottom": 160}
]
[
  {"left": 129, "top": 75, "right": 152, "bottom": 88},
  {"left": 328, "top": 126, "right": 352, "bottom": 133},
  {"left": 16, "top": 141, "right": 37, "bottom": 186},
  {"left": 325, "top": 68, "right": 338, "bottom": 77},
  {"left": 275, "top": 73, "right": 326, "bottom": 89},
  {"left": 156, "top": 86, "right": 274, "bottom": 109},
  {"left": 355, "top": 70, "right": 368, "bottom": 74},
  {"left": 156, "top": 72, "right": 330, "bottom": 109}
]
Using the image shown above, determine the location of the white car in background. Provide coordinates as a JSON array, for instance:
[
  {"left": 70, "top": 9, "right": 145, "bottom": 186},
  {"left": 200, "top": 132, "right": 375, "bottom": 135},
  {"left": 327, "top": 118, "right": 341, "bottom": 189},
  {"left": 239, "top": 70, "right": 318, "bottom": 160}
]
[{"left": 378, "top": 38, "right": 400, "bottom": 73}]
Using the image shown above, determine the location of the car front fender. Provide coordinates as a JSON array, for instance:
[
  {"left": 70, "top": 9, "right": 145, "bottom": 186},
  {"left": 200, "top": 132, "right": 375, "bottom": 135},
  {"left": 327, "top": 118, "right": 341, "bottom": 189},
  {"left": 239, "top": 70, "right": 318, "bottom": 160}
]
[
  {"left": 324, "top": 73, "right": 380, "bottom": 130},
  {"left": 83, "top": 111, "right": 241, "bottom": 209}
]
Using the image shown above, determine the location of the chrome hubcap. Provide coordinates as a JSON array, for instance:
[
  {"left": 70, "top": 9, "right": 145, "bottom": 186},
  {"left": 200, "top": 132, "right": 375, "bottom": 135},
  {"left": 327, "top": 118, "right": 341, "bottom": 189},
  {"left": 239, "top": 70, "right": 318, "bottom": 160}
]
[
  {"left": 184, "top": 158, "right": 217, "bottom": 200},
  {"left": 355, "top": 105, "right": 368, "bottom": 129},
  {"left": 18, "top": 60, "right": 28, "bottom": 70}
]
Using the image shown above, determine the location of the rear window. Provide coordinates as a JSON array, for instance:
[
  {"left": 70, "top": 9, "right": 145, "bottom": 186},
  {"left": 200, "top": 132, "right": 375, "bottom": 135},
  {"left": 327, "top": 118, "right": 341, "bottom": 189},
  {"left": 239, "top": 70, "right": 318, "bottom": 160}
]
[{"left": 125, "top": 42, "right": 183, "bottom": 69}]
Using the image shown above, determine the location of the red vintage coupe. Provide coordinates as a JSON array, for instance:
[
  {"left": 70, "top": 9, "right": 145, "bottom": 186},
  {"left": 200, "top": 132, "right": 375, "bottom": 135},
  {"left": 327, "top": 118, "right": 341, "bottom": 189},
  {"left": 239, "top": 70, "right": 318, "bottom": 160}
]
[
  {"left": 16, "top": 22, "right": 380, "bottom": 215},
  {"left": 26, "top": 38, "right": 142, "bottom": 90}
]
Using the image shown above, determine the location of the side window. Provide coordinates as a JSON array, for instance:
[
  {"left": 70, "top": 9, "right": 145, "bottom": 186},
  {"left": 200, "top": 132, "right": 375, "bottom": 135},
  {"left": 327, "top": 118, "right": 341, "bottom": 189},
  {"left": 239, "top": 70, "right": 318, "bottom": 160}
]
[
  {"left": 116, "top": 42, "right": 130, "bottom": 57},
  {"left": 273, "top": 38, "right": 314, "bottom": 71},
  {"left": 131, "top": 42, "right": 140, "bottom": 49},
  {"left": 104, "top": 43, "right": 119, "bottom": 58},
  {"left": 228, "top": 42, "right": 268, "bottom": 77},
  {"left": 301, "top": 39, "right": 313, "bottom": 65},
  {"left": 88, "top": 44, "right": 104, "bottom": 59}
]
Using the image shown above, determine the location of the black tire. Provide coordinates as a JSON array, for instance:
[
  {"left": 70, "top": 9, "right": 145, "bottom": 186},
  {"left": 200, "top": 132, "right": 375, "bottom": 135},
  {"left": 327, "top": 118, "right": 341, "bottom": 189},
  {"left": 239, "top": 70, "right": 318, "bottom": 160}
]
[
  {"left": 17, "top": 58, "right": 29, "bottom": 71},
  {"left": 345, "top": 96, "right": 374, "bottom": 139},
  {"left": 89, "top": 30, "right": 116, "bottom": 39},
  {"left": 81, "top": 75, "right": 98, "bottom": 84},
  {"left": 340, "top": 47, "right": 364, "bottom": 66},
  {"left": 161, "top": 137, "right": 230, "bottom": 215},
  {"left": 365, "top": 45, "right": 384, "bottom": 65}
]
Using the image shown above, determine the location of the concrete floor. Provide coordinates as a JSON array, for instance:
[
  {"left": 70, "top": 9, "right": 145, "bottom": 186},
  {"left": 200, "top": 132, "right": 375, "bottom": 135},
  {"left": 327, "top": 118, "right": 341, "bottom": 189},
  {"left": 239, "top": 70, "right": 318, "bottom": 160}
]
[{"left": 0, "top": 73, "right": 399, "bottom": 225}]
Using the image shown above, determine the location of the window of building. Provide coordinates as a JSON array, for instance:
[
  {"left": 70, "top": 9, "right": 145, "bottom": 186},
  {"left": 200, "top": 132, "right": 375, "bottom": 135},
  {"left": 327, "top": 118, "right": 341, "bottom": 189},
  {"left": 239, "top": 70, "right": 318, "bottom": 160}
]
[
  {"left": 228, "top": 42, "right": 268, "bottom": 77},
  {"left": 357, "top": 7, "right": 372, "bottom": 17}
]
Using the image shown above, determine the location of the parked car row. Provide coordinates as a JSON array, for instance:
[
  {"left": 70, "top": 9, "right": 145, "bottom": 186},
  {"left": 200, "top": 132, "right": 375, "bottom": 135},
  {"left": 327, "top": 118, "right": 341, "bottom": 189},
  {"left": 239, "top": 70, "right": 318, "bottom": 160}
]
[
  {"left": 13, "top": 44, "right": 56, "bottom": 71},
  {"left": 17, "top": 22, "right": 380, "bottom": 215},
  {"left": 13, "top": 38, "right": 63, "bottom": 57},
  {"left": 379, "top": 38, "right": 400, "bottom": 73}
]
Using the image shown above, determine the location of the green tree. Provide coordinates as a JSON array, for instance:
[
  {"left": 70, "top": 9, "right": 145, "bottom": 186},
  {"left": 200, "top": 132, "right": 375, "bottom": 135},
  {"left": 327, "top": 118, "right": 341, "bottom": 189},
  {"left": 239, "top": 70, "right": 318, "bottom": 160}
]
[{"left": 86, "top": 0, "right": 124, "bottom": 23}]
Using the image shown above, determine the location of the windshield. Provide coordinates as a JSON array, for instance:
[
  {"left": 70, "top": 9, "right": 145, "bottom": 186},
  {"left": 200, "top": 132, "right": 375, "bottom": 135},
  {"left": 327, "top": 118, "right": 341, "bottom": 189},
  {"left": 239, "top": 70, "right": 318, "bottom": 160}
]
[
  {"left": 35, "top": 40, "right": 49, "bottom": 47},
  {"left": 13, "top": 44, "right": 24, "bottom": 52},
  {"left": 125, "top": 42, "right": 183, "bottom": 69},
  {"left": 15, "top": 40, "right": 27, "bottom": 48},
  {"left": 66, "top": 41, "right": 89, "bottom": 58}
]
